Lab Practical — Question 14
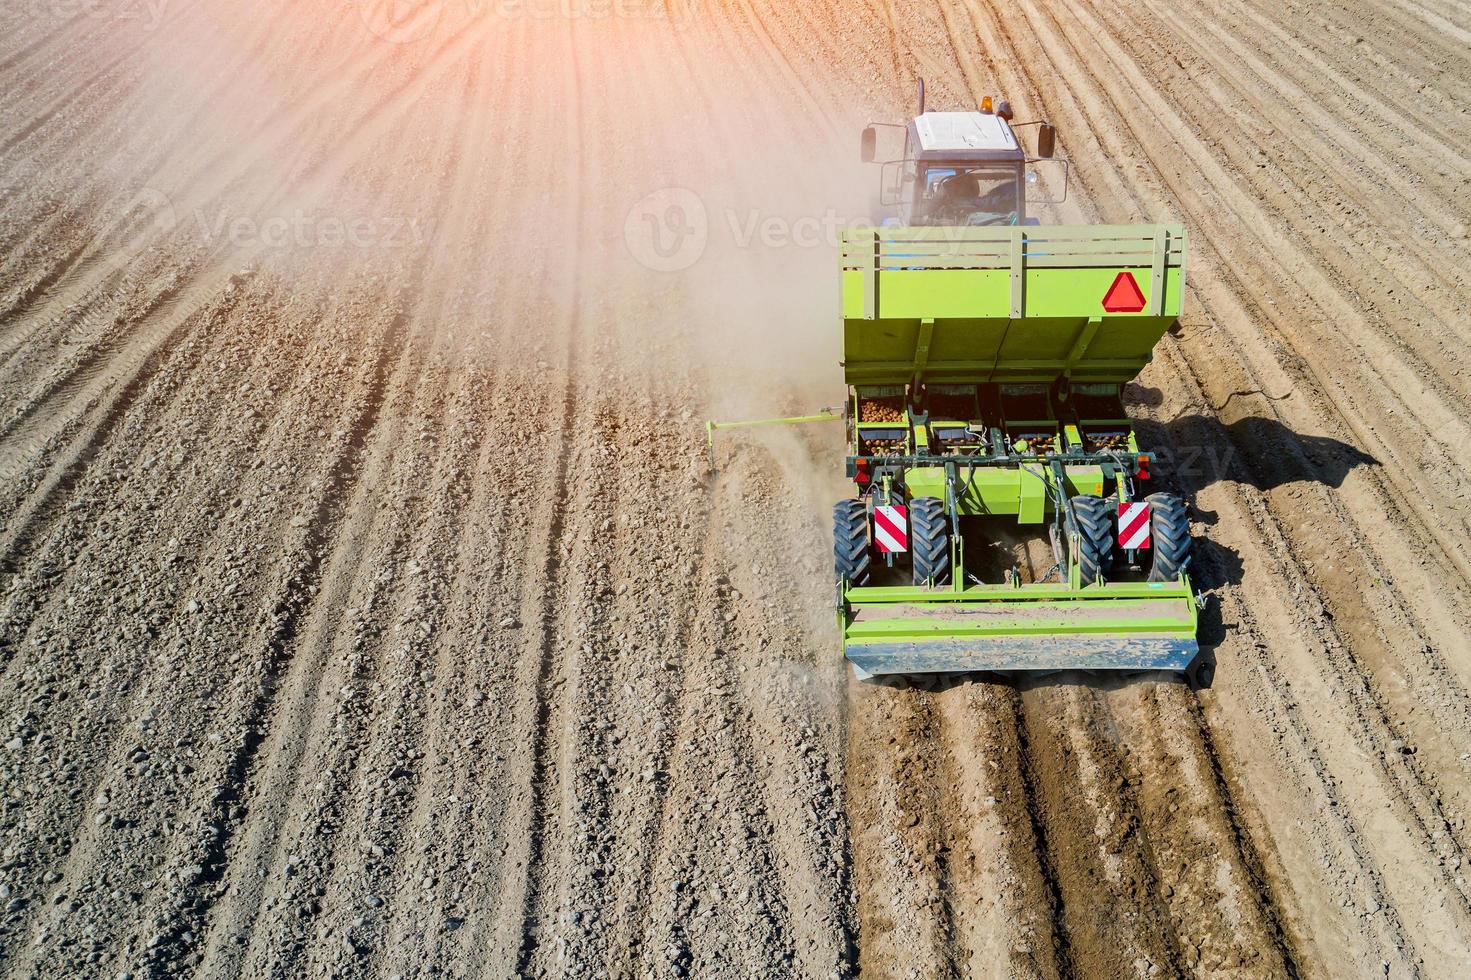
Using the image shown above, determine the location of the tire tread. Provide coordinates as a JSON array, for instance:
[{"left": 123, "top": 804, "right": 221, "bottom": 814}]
[
  {"left": 910, "top": 497, "right": 951, "bottom": 587},
  {"left": 1067, "top": 495, "right": 1115, "bottom": 586},
  {"left": 834, "top": 499, "right": 872, "bottom": 587},
  {"left": 1146, "top": 492, "right": 1192, "bottom": 582}
]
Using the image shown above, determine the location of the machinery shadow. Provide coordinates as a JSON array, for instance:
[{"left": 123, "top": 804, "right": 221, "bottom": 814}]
[
  {"left": 1134, "top": 413, "right": 1380, "bottom": 494},
  {"left": 857, "top": 415, "right": 1372, "bottom": 697},
  {"left": 871, "top": 663, "right": 1214, "bottom": 697}
]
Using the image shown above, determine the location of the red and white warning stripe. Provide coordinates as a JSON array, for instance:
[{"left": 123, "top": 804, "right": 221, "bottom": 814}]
[
  {"left": 1118, "top": 501, "right": 1152, "bottom": 550},
  {"left": 873, "top": 505, "right": 908, "bottom": 554}
]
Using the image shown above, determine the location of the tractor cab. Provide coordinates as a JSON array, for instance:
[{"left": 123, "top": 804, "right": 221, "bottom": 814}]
[
  {"left": 916, "top": 162, "right": 1020, "bottom": 227},
  {"left": 861, "top": 87, "right": 1064, "bottom": 227}
]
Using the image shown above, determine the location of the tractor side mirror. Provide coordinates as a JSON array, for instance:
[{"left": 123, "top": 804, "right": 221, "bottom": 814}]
[
  {"left": 879, "top": 160, "right": 913, "bottom": 207},
  {"left": 860, "top": 126, "right": 877, "bottom": 163},
  {"left": 1037, "top": 123, "right": 1057, "bottom": 158},
  {"left": 1025, "top": 158, "right": 1070, "bottom": 206}
]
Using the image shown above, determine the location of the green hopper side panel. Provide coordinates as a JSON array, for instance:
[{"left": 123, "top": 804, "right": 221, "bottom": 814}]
[
  {"left": 904, "top": 465, "right": 1107, "bottom": 519},
  {"left": 841, "top": 224, "right": 1186, "bottom": 385},
  {"left": 842, "top": 580, "right": 1199, "bottom": 676}
]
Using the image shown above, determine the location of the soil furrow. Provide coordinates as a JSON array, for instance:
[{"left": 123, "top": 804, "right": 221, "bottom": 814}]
[{"left": 2, "top": 4, "right": 1468, "bottom": 977}]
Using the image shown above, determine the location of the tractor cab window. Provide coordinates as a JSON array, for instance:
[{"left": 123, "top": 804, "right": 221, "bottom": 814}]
[{"left": 918, "top": 165, "right": 1020, "bottom": 226}]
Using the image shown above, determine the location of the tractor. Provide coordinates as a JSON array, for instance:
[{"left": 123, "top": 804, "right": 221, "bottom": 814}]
[{"left": 708, "top": 82, "right": 1208, "bottom": 686}]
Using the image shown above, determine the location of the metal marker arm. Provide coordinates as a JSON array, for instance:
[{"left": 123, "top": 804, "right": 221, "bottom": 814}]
[{"left": 705, "top": 411, "right": 842, "bottom": 449}]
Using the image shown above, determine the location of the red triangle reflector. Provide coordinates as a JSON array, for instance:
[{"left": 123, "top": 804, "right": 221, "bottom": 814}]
[{"left": 1101, "top": 271, "right": 1147, "bottom": 313}]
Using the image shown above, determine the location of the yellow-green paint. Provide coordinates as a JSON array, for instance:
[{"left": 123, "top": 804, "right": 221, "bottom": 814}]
[
  {"left": 841, "top": 224, "right": 1186, "bottom": 386},
  {"left": 904, "top": 464, "right": 1106, "bottom": 520},
  {"left": 840, "top": 265, "right": 1182, "bottom": 321},
  {"left": 1018, "top": 463, "right": 1046, "bottom": 523}
]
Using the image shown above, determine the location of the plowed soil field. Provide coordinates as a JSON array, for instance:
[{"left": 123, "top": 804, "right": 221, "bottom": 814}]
[{"left": 2, "top": 1, "right": 1468, "bottom": 977}]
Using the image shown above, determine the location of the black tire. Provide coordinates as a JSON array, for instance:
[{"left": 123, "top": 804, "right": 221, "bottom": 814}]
[
  {"left": 1066, "top": 495, "right": 1115, "bottom": 586},
  {"left": 834, "top": 499, "right": 872, "bottom": 587},
  {"left": 1187, "top": 655, "right": 1216, "bottom": 690},
  {"left": 1146, "top": 492, "right": 1192, "bottom": 582},
  {"left": 910, "top": 497, "right": 951, "bottom": 587}
]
